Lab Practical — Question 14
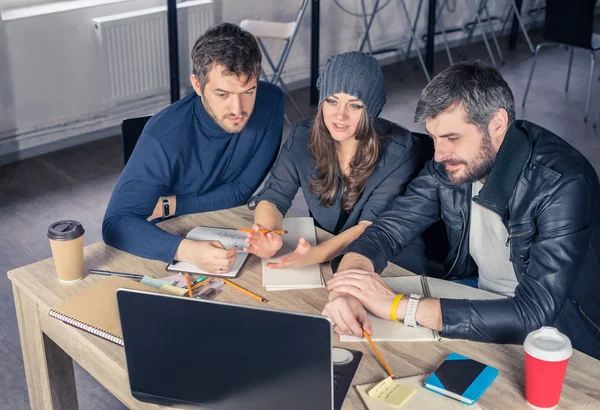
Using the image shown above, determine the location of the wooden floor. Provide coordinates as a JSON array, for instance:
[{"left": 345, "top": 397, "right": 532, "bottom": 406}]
[{"left": 2, "top": 30, "right": 600, "bottom": 408}]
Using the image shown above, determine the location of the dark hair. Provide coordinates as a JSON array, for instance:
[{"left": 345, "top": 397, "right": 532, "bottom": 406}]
[
  {"left": 191, "top": 22, "right": 262, "bottom": 88},
  {"left": 308, "top": 106, "right": 382, "bottom": 212},
  {"left": 414, "top": 61, "right": 516, "bottom": 132}
]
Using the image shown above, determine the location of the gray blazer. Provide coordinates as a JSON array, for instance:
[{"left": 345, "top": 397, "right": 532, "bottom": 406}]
[{"left": 249, "top": 117, "right": 422, "bottom": 234}]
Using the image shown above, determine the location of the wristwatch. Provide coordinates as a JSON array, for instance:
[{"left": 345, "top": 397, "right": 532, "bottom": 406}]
[
  {"left": 160, "top": 196, "right": 170, "bottom": 219},
  {"left": 403, "top": 294, "right": 423, "bottom": 328}
]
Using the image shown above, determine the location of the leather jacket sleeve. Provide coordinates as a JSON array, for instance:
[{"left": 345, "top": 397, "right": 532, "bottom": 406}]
[
  {"left": 332, "top": 161, "right": 441, "bottom": 273},
  {"left": 441, "top": 173, "right": 594, "bottom": 343}
]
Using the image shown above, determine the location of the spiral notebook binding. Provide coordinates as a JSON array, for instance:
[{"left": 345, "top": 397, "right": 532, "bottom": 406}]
[{"left": 48, "top": 310, "right": 123, "bottom": 346}]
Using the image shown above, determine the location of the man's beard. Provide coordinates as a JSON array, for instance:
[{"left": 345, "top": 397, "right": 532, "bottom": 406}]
[
  {"left": 204, "top": 99, "right": 250, "bottom": 133},
  {"left": 444, "top": 130, "right": 497, "bottom": 184}
]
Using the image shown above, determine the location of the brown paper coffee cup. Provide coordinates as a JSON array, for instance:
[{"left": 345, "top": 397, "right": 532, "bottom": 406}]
[{"left": 48, "top": 221, "right": 85, "bottom": 282}]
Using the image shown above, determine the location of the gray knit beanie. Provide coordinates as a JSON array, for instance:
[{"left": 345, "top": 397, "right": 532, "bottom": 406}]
[{"left": 316, "top": 51, "right": 386, "bottom": 118}]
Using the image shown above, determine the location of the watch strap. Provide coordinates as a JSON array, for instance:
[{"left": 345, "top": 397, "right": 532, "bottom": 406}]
[
  {"left": 404, "top": 294, "right": 422, "bottom": 327},
  {"left": 160, "top": 196, "right": 170, "bottom": 218}
]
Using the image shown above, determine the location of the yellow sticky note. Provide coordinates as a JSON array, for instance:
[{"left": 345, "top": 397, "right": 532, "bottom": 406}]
[
  {"left": 368, "top": 376, "right": 417, "bottom": 407},
  {"left": 159, "top": 284, "right": 188, "bottom": 296}
]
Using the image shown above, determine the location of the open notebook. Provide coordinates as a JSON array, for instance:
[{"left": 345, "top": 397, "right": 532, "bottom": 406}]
[
  {"left": 48, "top": 276, "right": 162, "bottom": 346},
  {"left": 356, "top": 374, "right": 481, "bottom": 410},
  {"left": 261, "top": 217, "right": 324, "bottom": 291},
  {"left": 166, "top": 227, "right": 249, "bottom": 278},
  {"left": 341, "top": 276, "right": 506, "bottom": 342}
]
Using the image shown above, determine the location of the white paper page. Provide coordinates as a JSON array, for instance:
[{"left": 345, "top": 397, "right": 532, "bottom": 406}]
[
  {"left": 185, "top": 226, "right": 247, "bottom": 250},
  {"left": 426, "top": 277, "right": 506, "bottom": 300},
  {"left": 167, "top": 254, "right": 247, "bottom": 277},
  {"left": 262, "top": 217, "right": 323, "bottom": 290}
]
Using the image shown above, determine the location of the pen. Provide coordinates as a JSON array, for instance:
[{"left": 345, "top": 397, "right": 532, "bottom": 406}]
[
  {"left": 191, "top": 277, "right": 211, "bottom": 291},
  {"left": 236, "top": 228, "right": 288, "bottom": 235},
  {"left": 210, "top": 280, "right": 224, "bottom": 289},
  {"left": 89, "top": 269, "right": 144, "bottom": 280},
  {"left": 364, "top": 331, "right": 395, "bottom": 379},
  {"left": 192, "top": 279, "right": 213, "bottom": 294},
  {"left": 221, "top": 278, "right": 268, "bottom": 303},
  {"left": 195, "top": 287, "right": 217, "bottom": 300},
  {"left": 184, "top": 273, "right": 193, "bottom": 298},
  {"left": 191, "top": 275, "right": 207, "bottom": 285}
]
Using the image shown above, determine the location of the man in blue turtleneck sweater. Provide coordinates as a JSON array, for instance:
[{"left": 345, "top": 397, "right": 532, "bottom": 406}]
[{"left": 103, "top": 23, "right": 284, "bottom": 273}]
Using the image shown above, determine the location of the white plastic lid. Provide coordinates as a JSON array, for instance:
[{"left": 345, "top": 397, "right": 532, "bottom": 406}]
[
  {"left": 523, "top": 327, "right": 573, "bottom": 362},
  {"left": 332, "top": 348, "right": 353, "bottom": 365}
]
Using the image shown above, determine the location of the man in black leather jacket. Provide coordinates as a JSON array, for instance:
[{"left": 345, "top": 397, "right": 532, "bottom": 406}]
[{"left": 324, "top": 62, "right": 600, "bottom": 359}]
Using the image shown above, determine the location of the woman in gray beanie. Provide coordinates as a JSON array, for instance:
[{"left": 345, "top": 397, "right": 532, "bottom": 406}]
[{"left": 245, "top": 51, "right": 427, "bottom": 274}]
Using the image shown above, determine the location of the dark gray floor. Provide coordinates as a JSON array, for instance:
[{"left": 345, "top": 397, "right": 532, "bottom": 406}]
[{"left": 2, "top": 30, "right": 600, "bottom": 409}]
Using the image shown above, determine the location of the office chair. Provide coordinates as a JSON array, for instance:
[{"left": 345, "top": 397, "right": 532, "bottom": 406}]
[
  {"left": 522, "top": 0, "right": 599, "bottom": 121},
  {"left": 121, "top": 115, "right": 152, "bottom": 166},
  {"left": 241, "top": 0, "right": 309, "bottom": 127}
]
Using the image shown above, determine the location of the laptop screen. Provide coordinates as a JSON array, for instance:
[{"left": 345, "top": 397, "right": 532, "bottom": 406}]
[{"left": 117, "top": 290, "right": 333, "bottom": 410}]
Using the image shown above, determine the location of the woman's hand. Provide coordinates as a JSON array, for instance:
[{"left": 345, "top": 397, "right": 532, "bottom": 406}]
[
  {"left": 327, "top": 269, "right": 397, "bottom": 320},
  {"left": 266, "top": 238, "right": 322, "bottom": 269},
  {"left": 243, "top": 224, "right": 283, "bottom": 258}
]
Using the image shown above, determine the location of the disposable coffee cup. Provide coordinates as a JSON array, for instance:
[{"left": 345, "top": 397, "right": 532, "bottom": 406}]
[
  {"left": 47, "top": 220, "right": 85, "bottom": 282},
  {"left": 523, "top": 326, "right": 572, "bottom": 409}
]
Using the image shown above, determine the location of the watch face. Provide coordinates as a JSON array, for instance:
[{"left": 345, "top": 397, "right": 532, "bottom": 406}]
[{"left": 162, "top": 198, "right": 170, "bottom": 217}]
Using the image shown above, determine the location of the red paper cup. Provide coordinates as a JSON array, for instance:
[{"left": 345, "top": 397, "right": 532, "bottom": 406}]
[{"left": 524, "top": 327, "right": 572, "bottom": 409}]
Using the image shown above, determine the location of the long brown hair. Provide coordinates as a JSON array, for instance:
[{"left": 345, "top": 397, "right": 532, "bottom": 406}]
[{"left": 308, "top": 105, "right": 382, "bottom": 211}]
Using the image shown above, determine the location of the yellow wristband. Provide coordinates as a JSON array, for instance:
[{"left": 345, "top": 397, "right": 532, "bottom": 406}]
[{"left": 390, "top": 293, "right": 404, "bottom": 321}]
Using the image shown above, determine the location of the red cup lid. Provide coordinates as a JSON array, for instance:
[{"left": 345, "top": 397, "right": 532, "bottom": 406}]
[{"left": 524, "top": 326, "right": 572, "bottom": 362}]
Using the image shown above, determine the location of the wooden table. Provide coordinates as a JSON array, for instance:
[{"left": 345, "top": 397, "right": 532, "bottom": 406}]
[{"left": 8, "top": 207, "right": 600, "bottom": 409}]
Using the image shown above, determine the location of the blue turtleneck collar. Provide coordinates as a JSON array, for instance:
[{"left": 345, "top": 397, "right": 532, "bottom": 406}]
[{"left": 193, "top": 95, "right": 233, "bottom": 138}]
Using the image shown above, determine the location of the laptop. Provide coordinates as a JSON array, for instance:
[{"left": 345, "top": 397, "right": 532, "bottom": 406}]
[{"left": 116, "top": 289, "right": 362, "bottom": 410}]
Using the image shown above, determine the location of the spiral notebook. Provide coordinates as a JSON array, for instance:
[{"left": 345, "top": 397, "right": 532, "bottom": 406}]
[{"left": 48, "top": 276, "right": 162, "bottom": 346}]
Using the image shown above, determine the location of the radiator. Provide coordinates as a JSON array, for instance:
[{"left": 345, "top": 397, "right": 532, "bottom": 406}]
[{"left": 92, "top": 0, "right": 214, "bottom": 105}]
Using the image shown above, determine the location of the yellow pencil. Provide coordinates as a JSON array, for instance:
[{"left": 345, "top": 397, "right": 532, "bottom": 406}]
[
  {"left": 191, "top": 277, "right": 210, "bottom": 291},
  {"left": 221, "top": 278, "right": 268, "bottom": 303},
  {"left": 364, "top": 331, "right": 395, "bottom": 379},
  {"left": 184, "top": 273, "right": 193, "bottom": 298}
]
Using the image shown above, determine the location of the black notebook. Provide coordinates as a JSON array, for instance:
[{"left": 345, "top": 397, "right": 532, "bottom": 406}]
[{"left": 424, "top": 353, "right": 498, "bottom": 405}]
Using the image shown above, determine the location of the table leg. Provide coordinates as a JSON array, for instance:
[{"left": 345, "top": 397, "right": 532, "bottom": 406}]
[{"left": 12, "top": 284, "right": 78, "bottom": 410}]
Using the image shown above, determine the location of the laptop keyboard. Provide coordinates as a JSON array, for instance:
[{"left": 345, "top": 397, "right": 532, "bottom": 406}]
[{"left": 333, "top": 373, "right": 343, "bottom": 391}]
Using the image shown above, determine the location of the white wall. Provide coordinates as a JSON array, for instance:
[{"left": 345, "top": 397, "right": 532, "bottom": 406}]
[
  {"left": 0, "top": 19, "right": 16, "bottom": 141},
  {"left": 0, "top": 0, "right": 167, "bottom": 163},
  {"left": 0, "top": 0, "right": 533, "bottom": 164}
]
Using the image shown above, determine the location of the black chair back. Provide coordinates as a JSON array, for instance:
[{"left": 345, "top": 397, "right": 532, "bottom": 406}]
[
  {"left": 412, "top": 132, "right": 450, "bottom": 273},
  {"left": 544, "top": 0, "right": 596, "bottom": 49},
  {"left": 413, "top": 131, "right": 435, "bottom": 170},
  {"left": 121, "top": 115, "right": 152, "bottom": 166}
]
